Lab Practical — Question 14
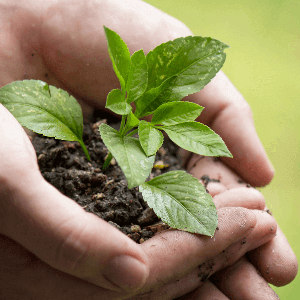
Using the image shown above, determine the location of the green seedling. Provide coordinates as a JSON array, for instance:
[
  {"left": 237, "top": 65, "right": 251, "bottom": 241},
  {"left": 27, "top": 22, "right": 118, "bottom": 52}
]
[{"left": 0, "top": 26, "right": 232, "bottom": 237}]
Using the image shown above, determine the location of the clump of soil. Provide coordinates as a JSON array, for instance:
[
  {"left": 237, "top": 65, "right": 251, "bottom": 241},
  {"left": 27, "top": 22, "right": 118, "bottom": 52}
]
[{"left": 32, "top": 118, "right": 183, "bottom": 243}]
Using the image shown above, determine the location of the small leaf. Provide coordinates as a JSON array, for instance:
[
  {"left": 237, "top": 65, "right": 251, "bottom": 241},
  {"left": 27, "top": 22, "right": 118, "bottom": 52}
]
[
  {"left": 0, "top": 80, "right": 90, "bottom": 160},
  {"left": 104, "top": 26, "right": 131, "bottom": 91},
  {"left": 163, "top": 122, "right": 232, "bottom": 157},
  {"left": 99, "top": 123, "right": 155, "bottom": 188},
  {"left": 140, "top": 170, "right": 218, "bottom": 236},
  {"left": 126, "top": 49, "right": 148, "bottom": 103},
  {"left": 151, "top": 101, "right": 204, "bottom": 125},
  {"left": 105, "top": 89, "right": 132, "bottom": 115},
  {"left": 146, "top": 36, "right": 229, "bottom": 102},
  {"left": 138, "top": 120, "right": 164, "bottom": 156},
  {"left": 134, "top": 76, "right": 177, "bottom": 118},
  {"left": 127, "top": 111, "right": 140, "bottom": 128}
]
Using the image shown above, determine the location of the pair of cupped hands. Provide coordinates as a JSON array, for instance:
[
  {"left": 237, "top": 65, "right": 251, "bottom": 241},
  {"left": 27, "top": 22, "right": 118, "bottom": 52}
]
[{"left": 0, "top": 0, "right": 297, "bottom": 299}]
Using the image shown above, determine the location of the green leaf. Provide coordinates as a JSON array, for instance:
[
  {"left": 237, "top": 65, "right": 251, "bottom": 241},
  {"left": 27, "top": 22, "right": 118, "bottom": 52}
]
[
  {"left": 134, "top": 76, "right": 177, "bottom": 118},
  {"left": 146, "top": 36, "right": 229, "bottom": 102},
  {"left": 140, "top": 170, "right": 217, "bottom": 236},
  {"left": 126, "top": 49, "right": 148, "bottom": 103},
  {"left": 99, "top": 123, "right": 155, "bottom": 188},
  {"left": 151, "top": 101, "right": 204, "bottom": 125},
  {"left": 0, "top": 80, "right": 90, "bottom": 160},
  {"left": 163, "top": 122, "right": 232, "bottom": 157},
  {"left": 104, "top": 26, "right": 131, "bottom": 91},
  {"left": 127, "top": 111, "right": 140, "bottom": 128},
  {"left": 105, "top": 89, "right": 132, "bottom": 115},
  {"left": 138, "top": 120, "right": 164, "bottom": 156}
]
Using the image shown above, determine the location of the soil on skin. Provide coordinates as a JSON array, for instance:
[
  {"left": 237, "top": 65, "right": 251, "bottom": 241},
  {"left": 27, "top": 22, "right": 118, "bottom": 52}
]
[{"left": 32, "top": 118, "right": 183, "bottom": 244}]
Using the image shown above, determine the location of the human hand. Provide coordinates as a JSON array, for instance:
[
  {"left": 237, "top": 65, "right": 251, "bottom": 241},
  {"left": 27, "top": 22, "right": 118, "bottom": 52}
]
[
  {"left": 0, "top": 0, "right": 296, "bottom": 299},
  {"left": 1, "top": 0, "right": 273, "bottom": 187},
  {"left": 0, "top": 103, "right": 277, "bottom": 299},
  {"left": 183, "top": 155, "right": 298, "bottom": 298}
]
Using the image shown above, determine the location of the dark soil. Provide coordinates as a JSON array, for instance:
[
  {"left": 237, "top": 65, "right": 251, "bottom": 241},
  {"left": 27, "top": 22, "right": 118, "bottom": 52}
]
[{"left": 32, "top": 117, "right": 184, "bottom": 244}]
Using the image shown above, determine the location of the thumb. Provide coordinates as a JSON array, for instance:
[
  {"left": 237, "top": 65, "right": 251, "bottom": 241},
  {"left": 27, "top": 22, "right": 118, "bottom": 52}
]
[
  {"left": 0, "top": 103, "right": 148, "bottom": 292},
  {"left": 1, "top": 172, "right": 149, "bottom": 292}
]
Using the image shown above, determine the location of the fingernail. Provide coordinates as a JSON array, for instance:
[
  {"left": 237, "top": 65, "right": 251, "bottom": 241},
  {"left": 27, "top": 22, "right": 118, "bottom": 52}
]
[{"left": 103, "top": 255, "right": 148, "bottom": 291}]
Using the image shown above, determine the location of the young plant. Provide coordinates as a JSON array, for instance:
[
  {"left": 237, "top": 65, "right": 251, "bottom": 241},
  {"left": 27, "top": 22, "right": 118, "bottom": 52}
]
[
  {"left": 100, "top": 27, "right": 232, "bottom": 236},
  {"left": 0, "top": 26, "right": 232, "bottom": 237}
]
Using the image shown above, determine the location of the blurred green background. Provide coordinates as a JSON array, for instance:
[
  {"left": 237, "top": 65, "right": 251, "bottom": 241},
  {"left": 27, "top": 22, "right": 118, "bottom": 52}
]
[{"left": 144, "top": 0, "right": 299, "bottom": 298}]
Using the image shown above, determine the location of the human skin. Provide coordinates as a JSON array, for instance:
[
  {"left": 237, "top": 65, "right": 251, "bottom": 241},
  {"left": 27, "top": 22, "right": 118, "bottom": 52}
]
[{"left": 0, "top": 0, "right": 297, "bottom": 299}]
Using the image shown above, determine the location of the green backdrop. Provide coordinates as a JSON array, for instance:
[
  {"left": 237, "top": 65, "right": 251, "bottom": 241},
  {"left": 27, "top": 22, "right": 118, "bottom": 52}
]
[{"left": 144, "top": 0, "right": 299, "bottom": 298}]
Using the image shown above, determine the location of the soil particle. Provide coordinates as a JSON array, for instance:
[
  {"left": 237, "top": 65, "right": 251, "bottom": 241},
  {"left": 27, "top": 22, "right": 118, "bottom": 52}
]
[
  {"left": 201, "top": 175, "right": 220, "bottom": 188},
  {"left": 32, "top": 119, "right": 182, "bottom": 243},
  {"left": 241, "top": 237, "right": 247, "bottom": 245},
  {"left": 265, "top": 209, "right": 273, "bottom": 216},
  {"left": 198, "top": 259, "right": 215, "bottom": 282}
]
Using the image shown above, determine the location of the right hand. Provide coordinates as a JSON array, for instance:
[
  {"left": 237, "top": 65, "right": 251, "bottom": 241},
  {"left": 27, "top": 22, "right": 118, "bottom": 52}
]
[{"left": 0, "top": 104, "right": 277, "bottom": 300}]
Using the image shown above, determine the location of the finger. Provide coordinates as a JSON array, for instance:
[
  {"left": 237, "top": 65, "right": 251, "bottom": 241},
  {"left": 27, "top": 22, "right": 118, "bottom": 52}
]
[
  {"left": 0, "top": 107, "right": 148, "bottom": 293},
  {"left": 177, "top": 281, "right": 229, "bottom": 300},
  {"left": 0, "top": 234, "right": 140, "bottom": 300},
  {"left": 40, "top": 0, "right": 192, "bottom": 107},
  {"left": 211, "top": 257, "right": 280, "bottom": 300},
  {"left": 130, "top": 271, "right": 204, "bottom": 300},
  {"left": 131, "top": 275, "right": 229, "bottom": 300},
  {"left": 39, "top": 1, "right": 274, "bottom": 187},
  {"left": 188, "top": 71, "right": 274, "bottom": 187},
  {"left": 187, "top": 155, "right": 250, "bottom": 190},
  {"left": 1, "top": 176, "right": 149, "bottom": 293},
  {"left": 187, "top": 155, "right": 266, "bottom": 209},
  {"left": 0, "top": 105, "right": 38, "bottom": 181},
  {"left": 187, "top": 155, "right": 298, "bottom": 286},
  {"left": 248, "top": 226, "right": 298, "bottom": 287},
  {"left": 138, "top": 208, "right": 277, "bottom": 293},
  {"left": 131, "top": 208, "right": 276, "bottom": 299},
  {"left": 213, "top": 188, "right": 265, "bottom": 210}
]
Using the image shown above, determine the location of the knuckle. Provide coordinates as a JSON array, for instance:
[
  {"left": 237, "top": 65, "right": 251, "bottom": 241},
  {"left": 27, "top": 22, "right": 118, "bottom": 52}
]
[{"left": 233, "top": 97, "right": 253, "bottom": 119}]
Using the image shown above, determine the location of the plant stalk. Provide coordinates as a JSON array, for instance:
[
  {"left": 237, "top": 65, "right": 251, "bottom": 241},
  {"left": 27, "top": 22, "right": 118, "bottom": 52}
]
[{"left": 103, "top": 152, "right": 113, "bottom": 170}]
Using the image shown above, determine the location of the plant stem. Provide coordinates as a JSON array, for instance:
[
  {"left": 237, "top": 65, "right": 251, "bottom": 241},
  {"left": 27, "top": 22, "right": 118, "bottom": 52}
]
[
  {"left": 78, "top": 140, "right": 91, "bottom": 161},
  {"left": 126, "top": 128, "right": 138, "bottom": 137},
  {"left": 103, "top": 152, "right": 113, "bottom": 170},
  {"left": 120, "top": 115, "right": 126, "bottom": 135}
]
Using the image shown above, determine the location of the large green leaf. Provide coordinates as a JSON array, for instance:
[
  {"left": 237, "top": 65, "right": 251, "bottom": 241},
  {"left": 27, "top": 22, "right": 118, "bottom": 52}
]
[
  {"left": 99, "top": 123, "right": 155, "bottom": 188},
  {"left": 151, "top": 101, "right": 204, "bottom": 125},
  {"left": 163, "top": 122, "right": 232, "bottom": 157},
  {"left": 146, "top": 36, "right": 229, "bottom": 102},
  {"left": 138, "top": 120, "right": 164, "bottom": 156},
  {"left": 105, "top": 89, "right": 131, "bottom": 115},
  {"left": 140, "top": 171, "right": 218, "bottom": 236},
  {"left": 0, "top": 80, "right": 90, "bottom": 160},
  {"left": 126, "top": 49, "right": 148, "bottom": 103},
  {"left": 134, "top": 76, "right": 177, "bottom": 118},
  {"left": 104, "top": 26, "right": 131, "bottom": 91}
]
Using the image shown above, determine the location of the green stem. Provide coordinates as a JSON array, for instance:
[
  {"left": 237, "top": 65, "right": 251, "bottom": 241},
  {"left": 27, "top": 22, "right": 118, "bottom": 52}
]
[
  {"left": 103, "top": 152, "right": 113, "bottom": 170},
  {"left": 119, "top": 115, "right": 126, "bottom": 135},
  {"left": 78, "top": 140, "right": 91, "bottom": 161},
  {"left": 126, "top": 128, "right": 138, "bottom": 137}
]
